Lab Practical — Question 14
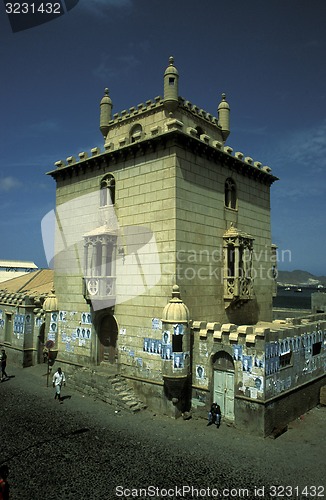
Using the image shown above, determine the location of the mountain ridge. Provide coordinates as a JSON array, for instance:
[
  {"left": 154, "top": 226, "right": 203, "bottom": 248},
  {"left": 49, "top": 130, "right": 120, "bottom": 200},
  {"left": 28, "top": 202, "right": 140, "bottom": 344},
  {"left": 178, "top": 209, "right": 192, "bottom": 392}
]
[{"left": 277, "top": 270, "right": 326, "bottom": 286}]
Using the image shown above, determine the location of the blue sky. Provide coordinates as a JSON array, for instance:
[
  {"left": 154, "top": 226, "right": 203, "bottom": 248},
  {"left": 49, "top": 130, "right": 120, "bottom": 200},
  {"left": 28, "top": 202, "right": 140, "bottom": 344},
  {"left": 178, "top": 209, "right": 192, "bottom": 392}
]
[{"left": 0, "top": 0, "right": 325, "bottom": 275}]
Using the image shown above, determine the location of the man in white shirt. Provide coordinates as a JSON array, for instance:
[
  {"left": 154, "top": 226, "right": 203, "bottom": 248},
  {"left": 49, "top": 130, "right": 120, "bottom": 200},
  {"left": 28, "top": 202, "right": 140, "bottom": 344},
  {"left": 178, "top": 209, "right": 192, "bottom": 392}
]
[{"left": 52, "top": 367, "right": 66, "bottom": 403}]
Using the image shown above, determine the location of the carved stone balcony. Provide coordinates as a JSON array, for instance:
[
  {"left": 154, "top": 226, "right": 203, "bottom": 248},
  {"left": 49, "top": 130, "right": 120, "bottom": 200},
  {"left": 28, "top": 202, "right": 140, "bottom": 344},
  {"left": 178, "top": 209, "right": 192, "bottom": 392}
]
[
  {"left": 224, "top": 276, "right": 253, "bottom": 301},
  {"left": 83, "top": 276, "right": 116, "bottom": 303}
]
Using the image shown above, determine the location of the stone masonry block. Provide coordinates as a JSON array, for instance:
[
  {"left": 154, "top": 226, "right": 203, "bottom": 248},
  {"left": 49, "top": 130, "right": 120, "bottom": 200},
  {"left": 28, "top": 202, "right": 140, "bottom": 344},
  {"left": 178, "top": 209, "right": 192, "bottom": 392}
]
[{"left": 221, "top": 323, "right": 237, "bottom": 333}]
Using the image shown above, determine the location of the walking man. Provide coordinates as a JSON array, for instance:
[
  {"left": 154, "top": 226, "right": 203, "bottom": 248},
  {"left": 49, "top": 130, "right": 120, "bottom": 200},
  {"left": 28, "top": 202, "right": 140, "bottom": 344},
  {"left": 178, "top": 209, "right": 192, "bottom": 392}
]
[
  {"left": 0, "top": 349, "right": 8, "bottom": 382},
  {"left": 52, "top": 367, "right": 66, "bottom": 403}
]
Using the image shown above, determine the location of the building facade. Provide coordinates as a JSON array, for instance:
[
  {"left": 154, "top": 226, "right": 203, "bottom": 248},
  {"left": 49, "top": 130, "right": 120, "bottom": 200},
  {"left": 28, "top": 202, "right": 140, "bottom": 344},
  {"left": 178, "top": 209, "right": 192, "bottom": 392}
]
[
  {"left": 0, "top": 270, "right": 54, "bottom": 367},
  {"left": 36, "top": 57, "right": 326, "bottom": 434},
  {"left": 0, "top": 260, "right": 38, "bottom": 284}
]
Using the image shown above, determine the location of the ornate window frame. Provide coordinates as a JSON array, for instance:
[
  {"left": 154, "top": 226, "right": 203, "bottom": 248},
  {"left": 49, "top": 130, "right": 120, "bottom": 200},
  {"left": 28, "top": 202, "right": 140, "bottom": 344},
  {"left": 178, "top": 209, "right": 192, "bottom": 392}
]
[
  {"left": 223, "top": 224, "right": 254, "bottom": 301},
  {"left": 83, "top": 231, "right": 117, "bottom": 301}
]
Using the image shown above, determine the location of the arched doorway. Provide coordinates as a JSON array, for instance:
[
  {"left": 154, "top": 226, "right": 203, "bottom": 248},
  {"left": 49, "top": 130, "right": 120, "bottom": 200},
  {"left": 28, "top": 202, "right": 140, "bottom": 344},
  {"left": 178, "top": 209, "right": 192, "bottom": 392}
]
[
  {"left": 212, "top": 351, "right": 235, "bottom": 422},
  {"left": 98, "top": 314, "right": 118, "bottom": 364}
]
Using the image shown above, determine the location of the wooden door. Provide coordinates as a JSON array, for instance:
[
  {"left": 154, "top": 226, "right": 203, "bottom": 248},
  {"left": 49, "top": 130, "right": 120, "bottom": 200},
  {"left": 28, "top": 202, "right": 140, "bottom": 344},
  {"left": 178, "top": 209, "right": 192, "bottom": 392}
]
[{"left": 213, "top": 370, "right": 234, "bottom": 422}]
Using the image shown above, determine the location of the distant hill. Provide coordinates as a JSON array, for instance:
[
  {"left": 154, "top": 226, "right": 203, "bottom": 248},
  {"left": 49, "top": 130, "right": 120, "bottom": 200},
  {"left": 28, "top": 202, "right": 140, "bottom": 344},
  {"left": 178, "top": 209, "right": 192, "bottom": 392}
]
[{"left": 277, "top": 270, "right": 326, "bottom": 286}]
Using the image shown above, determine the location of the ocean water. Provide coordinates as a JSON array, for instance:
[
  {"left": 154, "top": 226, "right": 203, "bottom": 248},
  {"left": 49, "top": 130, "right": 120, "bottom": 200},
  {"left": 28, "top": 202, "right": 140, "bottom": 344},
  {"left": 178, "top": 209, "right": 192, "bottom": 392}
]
[{"left": 273, "top": 287, "right": 315, "bottom": 310}]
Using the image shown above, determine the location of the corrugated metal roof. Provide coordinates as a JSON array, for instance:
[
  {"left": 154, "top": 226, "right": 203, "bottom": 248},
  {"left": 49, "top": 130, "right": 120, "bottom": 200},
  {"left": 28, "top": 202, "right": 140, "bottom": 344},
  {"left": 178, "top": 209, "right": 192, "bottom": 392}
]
[
  {"left": 0, "top": 269, "right": 54, "bottom": 295},
  {"left": 0, "top": 260, "right": 38, "bottom": 269}
]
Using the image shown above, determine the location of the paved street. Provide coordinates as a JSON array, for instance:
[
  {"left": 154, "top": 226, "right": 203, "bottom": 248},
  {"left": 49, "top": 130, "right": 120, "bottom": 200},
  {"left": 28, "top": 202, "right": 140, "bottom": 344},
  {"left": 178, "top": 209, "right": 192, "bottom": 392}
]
[{"left": 1, "top": 363, "right": 325, "bottom": 500}]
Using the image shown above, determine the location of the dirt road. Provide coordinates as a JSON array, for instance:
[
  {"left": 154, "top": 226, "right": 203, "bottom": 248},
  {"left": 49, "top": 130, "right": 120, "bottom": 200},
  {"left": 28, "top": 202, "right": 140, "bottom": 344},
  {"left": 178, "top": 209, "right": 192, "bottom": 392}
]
[{"left": 1, "top": 363, "right": 325, "bottom": 499}]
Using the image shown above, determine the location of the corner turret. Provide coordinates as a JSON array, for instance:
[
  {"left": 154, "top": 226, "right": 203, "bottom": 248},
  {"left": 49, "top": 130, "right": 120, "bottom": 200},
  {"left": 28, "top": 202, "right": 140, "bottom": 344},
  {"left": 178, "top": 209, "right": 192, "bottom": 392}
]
[
  {"left": 163, "top": 56, "right": 179, "bottom": 113},
  {"left": 161, "top": 285, "right": 191, "bottom": 417},
  {"left": 218, "top": 93, "right": 230, "bottom": 141},
  {"left": 100, "top": 88, "right": 113, "bottom": 140}
]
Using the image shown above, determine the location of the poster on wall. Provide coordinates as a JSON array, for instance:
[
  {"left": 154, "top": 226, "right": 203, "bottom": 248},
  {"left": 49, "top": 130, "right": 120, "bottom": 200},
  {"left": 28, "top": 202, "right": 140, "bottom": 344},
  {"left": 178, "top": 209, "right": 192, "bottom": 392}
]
[
  {"left": 76, "top": 327, "right": 91, "bottom": 339},
  {"left": 81, "top": 312, "right": 92, "bottom": 324},
  {"left": 280, "top": 339, "right": 290, "bottom": 354},
  {"left": 162, "top": 330, "right": 170, "bottom": 344},
  {"left": 149, "top": 339, "right": 157, "bottom": 353},
  {"left": 173, "top": 324, "right": 184, "bottom": 335},
  {"left": 14, "top": 314, "right": 25, "bottom": 334},
  {"left": 233, "top": 345, "right": 243, "bottom": 361},
  {"left": 242, "top": 355, "right": 252, "bottom": 373},
  {"left": 59, "top": 311, "right": 67, "bottom": 322},
  {"left": 253, "top": 376, "right": 263, "bottom": 392},
  {"left": 50, "top": 322, "right": 57, "bottom": 333},
  {"left": 157, "top": 341, "right": 162, "bottom": 356},
  {"left": 143, "top": 338, "right": 150, "bottom": 352},
  {"left": 173, "top": 353, "right": 184, "bottom": 369},
  {"left": 25, "top": 314, "right": 32, "bottom": 334},
  {"left": 152, "top": 318, "right": 162, "bottom": 330},
  {"left": 35, "top": 317, "right": 43, "bottom": 327},
  {"left": 162, "top": 345, "right": 172, "bottom": 360},
  {"left": 253, "top": 355, "right": 264, "bottom": 369},
  {"left": 196, "top": 365, "right": 205, "bottom": 379},
  {"left": 50, "top": 312, "right": 58, "bottom": 323}
]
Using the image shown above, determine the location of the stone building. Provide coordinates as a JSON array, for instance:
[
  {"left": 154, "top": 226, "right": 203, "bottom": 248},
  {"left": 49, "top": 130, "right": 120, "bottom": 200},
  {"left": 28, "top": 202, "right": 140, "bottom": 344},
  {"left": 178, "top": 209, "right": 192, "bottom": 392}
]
[
  {"left": 0, "top": 269, "right": 54, "bottom": 366},
  {"left": 8, "top": 57, "right": 323, "bottom": 435},
  {"left": 0, "top": 259, "right": 38, "bottom": 283},
  {"left": 312, "top": 292, "right": 326, "bottom": 314}
]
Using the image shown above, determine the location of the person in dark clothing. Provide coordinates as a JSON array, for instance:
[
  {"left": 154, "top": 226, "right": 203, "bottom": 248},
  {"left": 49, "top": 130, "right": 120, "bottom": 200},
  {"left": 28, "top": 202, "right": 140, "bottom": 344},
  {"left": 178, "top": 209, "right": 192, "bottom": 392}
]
[
  {"left": 0, "top": 349, "right": 8, "bottom": 382},
  {"left": 207, "top": 402, "right": 222, "bottom": 428},
  {"left": 0, "top": 464, "right": 10, "bottom": 500}
]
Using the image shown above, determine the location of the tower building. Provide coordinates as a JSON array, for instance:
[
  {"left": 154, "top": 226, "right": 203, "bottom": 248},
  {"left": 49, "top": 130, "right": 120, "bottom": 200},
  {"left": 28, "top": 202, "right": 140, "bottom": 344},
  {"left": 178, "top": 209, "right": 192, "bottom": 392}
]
[{"left": 35, "top": 57, "right": 325, "bottom": 434}]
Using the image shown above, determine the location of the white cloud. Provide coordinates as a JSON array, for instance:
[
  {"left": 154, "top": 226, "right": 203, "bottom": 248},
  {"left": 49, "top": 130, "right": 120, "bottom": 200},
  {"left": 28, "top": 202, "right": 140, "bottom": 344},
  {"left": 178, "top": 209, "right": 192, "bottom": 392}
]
[
  {"left": 279, "top": 119, "right": 326, "bottom": 173},
  {"left": 0, "top": 176, "right": 22, "bottom": 192},
  {"left": 266, "top": 119, "right": 326, "bottom": 202},
  {"left": 28, "top": 120, "right": 59, "bottom": 135},
  {"left": 93, "top": 53, "right": 140, "bottom": 81}
]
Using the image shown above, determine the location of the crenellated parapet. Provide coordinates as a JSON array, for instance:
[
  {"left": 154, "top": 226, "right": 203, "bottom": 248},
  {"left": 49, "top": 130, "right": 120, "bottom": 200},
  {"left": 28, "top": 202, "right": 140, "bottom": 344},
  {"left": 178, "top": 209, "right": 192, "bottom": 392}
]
[
  {"left": 192, "top": 321, "right": 269, "bottom": 345},
  {"left": 192, "top": 316, "right": 326, "bottom": 346},
  {"left": 50, "top": 115, "right": 277, "bottom": 185}
]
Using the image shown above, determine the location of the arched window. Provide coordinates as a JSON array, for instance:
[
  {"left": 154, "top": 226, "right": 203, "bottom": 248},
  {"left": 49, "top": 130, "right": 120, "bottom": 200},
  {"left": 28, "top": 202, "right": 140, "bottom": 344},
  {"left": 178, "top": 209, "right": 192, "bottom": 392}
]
[
  {"left": 100, "top": 174, "right": 115, "bottom": 206},
  {"left": 130, "top": 123, "right": 143, "bottom": 143},
  {"left": 225, "top": 178, "right": 237, "bottom": 209}
]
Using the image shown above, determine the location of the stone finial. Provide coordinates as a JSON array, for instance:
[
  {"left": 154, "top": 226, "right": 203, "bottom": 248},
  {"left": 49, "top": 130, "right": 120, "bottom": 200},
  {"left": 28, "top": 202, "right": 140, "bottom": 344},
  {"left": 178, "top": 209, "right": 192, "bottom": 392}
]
[
  {"left": 43, "top": 288, "right": 58, "bottom": 312},
  {"left": 162, "top": 284, "right": 189, "bottom": 323},
  {"left": 100, "top": 88, "right": 113, "bottom": 140},
  {"left": 163, "top": 56, "right": 179, "bottom": 113},
  {"left": 217, "top": 92, "right": 230, "bottom": 141}
]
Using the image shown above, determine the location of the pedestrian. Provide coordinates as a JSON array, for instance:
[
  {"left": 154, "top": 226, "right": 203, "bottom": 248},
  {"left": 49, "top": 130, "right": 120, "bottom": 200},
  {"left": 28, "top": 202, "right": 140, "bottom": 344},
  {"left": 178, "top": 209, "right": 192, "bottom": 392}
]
[
  {"left": 52, "top": 367, "right": 66, "bottom": 403},
  {"left": 207, "top": 402, "right": 222, "bottom": 428},
  {"left": 0, "top": 349, "right": 8, "bottom": 382},
  {"left": 0, "top": 464, "right": 9, "bottom": 500}
]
